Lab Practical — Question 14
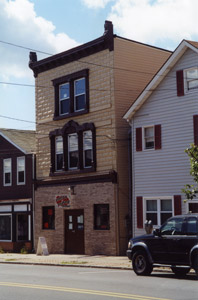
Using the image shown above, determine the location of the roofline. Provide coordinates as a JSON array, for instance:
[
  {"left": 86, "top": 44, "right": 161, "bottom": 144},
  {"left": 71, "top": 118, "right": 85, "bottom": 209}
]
[
  {"left": 0, "top": 131, "right": 27, "bottom": 154},
  {"left": 123, "top": 39, "right": 198, "bottom": 121},
  {"left": 116, "top": 35, "right": 172, "bottom": 54},
  {"left": 29, "top": 20, "right": 114, "bottom": 77}
]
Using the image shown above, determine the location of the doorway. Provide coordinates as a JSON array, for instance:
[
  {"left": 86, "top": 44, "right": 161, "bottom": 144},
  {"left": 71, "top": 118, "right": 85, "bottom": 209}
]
[{"left": 65, "top": 209, "right": 84, "bottom": 254}]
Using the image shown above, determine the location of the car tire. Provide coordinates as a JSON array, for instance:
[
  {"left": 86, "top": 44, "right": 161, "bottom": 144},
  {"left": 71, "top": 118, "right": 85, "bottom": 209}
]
[
  {"left": 132, "top": 250, "right": 153, "bottom": 276},
  {"left": 171, "top": 266, "right": 190, "bottom": 277}
]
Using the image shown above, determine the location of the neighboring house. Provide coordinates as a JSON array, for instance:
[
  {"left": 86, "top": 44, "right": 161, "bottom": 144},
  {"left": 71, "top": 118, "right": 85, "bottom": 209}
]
[
  {"left": 29, "top": 20, "right": 171, "bottom": 255},
  {"left": 0, "top": 129, "right": 36, "bottom": 252},
  {"left": 124, "top": 40, "right": 198, "bottom": 237}
]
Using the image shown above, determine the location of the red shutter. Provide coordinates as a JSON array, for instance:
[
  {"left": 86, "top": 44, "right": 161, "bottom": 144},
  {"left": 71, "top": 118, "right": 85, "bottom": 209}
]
[
  {"left": 136, "top": 128, "right": 142, "bottom": 151},
  {"left": 193, "top": 115, "right": 198, "bottom": 146},
  {"left": 174, "top": 195, "right": 182, "bottom": 215},
  {"left": 176, "top": 70, "right": 184, "bottom": 96},
  {"left": 136, "top": 196, "right": 143, "bottom": 228},
  {"left": 155, "top": 125, "right": 161, "bottom": 150}
]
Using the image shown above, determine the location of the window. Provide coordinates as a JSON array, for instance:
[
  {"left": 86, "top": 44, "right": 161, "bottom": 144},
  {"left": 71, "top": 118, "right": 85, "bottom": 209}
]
[
  {"left": 17, "top": 214, "right": 29, "bottom": 241},
  {"left": 59, "top": 83, "right": 70, "bottom": 115},
  {"left": 17, "top": 157, "right": 25, "bottom": 185},
  {"left": 42, "top": 206, "right": 55, "bottom": 230},
  {"left": 50, "top": 120, "right": 96, "bottom": 174},
  {"left": 145, "top": 198, "right": 173, "bottom": 226},
  {"left": 68, "top": 133, "right": 79, "bottom": 169},
  {"left": 0, "top": 215, "right": 11, "bottom": 241},
  {"left": 53, "top": 69, "right": 89, "bottom": 119},
  {"left": 55, "top": 136, "right": 63, "bottom": 171},
  {"left": 136, "top": 125, "right": 161, "bottom": 151},
  {"left": 160, "top": 217, "right": 183, "bottom": 235},
  {"left": 83, "top": 130, "right": 93, "bottom": 168},
  {"left": 186, "top": 217, "right": 198, "bottom": 235},
  {"left": 185, "top": 67, "right": 198, "bottom": 91},
  {"left": 144, "top": 126, "right": 154, "bottom": 149},
  {"left": 94, "top": 204, "right": 110, "bottom": 230},
  {"left": 3, "top": 158, "right": 12, "bottom": 186}
]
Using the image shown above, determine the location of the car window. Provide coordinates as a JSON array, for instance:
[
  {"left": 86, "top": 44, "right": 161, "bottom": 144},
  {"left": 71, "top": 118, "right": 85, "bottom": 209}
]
[
  {"left": 160, "top": 218, "right": 184, "bottom": 235},
  {"left": 186, "top": 217, "right": 198, "bottom": 235}
]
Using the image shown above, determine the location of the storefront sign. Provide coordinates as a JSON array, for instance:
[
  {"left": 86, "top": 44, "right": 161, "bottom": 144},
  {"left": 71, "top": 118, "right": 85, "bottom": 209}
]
[{"left": 55, "top": 195, "right": 70, "bottom": 208}]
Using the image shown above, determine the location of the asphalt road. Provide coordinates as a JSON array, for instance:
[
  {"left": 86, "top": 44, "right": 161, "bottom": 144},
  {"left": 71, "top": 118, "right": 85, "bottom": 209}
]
[{"left": 0, "top": 264, "right": 197, "bottom": 300}]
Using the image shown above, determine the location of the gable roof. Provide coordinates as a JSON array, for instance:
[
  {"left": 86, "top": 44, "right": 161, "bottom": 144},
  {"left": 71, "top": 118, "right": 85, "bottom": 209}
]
[
  {"left": 123, "top": 39, "right": 198, "bottom": 121},
  {"left": 0, "top": 129, "right": 36, "bottom": 154}
]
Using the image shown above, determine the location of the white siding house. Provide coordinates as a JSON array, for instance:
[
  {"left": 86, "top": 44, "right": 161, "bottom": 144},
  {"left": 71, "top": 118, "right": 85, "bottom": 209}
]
[{"left": 124, "top": 40, "right": 198, "bottom": 237}]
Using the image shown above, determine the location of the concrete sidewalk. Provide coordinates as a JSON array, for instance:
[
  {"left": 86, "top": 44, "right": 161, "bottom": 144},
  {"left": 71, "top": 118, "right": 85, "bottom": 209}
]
[{"left": 0, "top": 253, "right": 132, "bottom": 269}]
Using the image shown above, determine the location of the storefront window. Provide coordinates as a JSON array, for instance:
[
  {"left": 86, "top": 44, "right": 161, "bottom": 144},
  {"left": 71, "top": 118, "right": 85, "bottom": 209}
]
[
  {"left": 0, "top": 215, "right": 11, "bottom": 241},
  {"left": 94, "top": 204, "right": 110, "bottom": 230},
  {"left": 42, "top": 206, "right": 55, "bottom": 230}
]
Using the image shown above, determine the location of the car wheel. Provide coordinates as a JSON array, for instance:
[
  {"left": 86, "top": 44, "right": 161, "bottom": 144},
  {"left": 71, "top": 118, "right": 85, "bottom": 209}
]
[
  {"left": 171, "top": 267, "right": 190, "bottom": 277},
  {"left": 192, "top": 254, "right": 198, "bottom": 279},
  {"left": 132, "top": 250, "right": 153, "bottom": 276}
]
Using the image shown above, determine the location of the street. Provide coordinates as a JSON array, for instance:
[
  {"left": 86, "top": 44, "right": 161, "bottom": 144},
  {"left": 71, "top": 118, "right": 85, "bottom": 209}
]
[{"left": 0, "top": 264, "right": 197, "bottom": 300}]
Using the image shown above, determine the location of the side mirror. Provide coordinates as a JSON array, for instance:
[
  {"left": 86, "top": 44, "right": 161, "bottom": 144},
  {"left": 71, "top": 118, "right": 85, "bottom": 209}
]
[{"left": 153, "top": 228, "right": 161, "bottom": 237}]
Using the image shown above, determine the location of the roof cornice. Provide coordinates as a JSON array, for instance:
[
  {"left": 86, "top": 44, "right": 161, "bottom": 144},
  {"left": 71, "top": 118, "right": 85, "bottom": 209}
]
[{"left": 29, "top": 20, "right": 114, "bottom": 77}]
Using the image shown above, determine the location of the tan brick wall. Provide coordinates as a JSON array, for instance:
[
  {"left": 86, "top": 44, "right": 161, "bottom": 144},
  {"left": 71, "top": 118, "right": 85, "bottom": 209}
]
[
  {"left": 35, "top": 49, "right": 116, "bottom": 180},
  {"left": 34, "top": 182, "right": 117, "bottom": 255}
]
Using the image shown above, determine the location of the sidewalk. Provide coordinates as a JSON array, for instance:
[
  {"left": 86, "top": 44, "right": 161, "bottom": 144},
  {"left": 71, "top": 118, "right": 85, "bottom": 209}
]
[{"left": 0, "top": 253, "right": 132, "bottom": 269}]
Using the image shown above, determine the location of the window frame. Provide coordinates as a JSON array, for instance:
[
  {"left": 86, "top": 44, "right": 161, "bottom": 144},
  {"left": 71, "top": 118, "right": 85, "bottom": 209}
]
[
  {"left": 17, "top": 156, "right": 25, "bottom": 185},
  {"left": 68, "top": 133, "right": 79, "bottom": 170},
  {"left": 52, "top": 69, "right": 89, "bottom": 120},
  {"left": 143, "top": 197, "right": 173, "bottom": 227},
  {"left": 59, "top": 82, "right": 70, "bottom": 116},
  {"left": 143, "top": 125, "right": 155, "bottom": 150},
  {"left": 0, "top": 214, "right": 12, "bottom": 241},
  {"left": 94, "top": 204, "right": 110, "bottom": 230},
  {"left": 184, "top": 67, "right": 198, "bottom": 93},
  {"left": 42, "top": 206, "right": 55, "bottom": 230},
  {"left": 55, "top": 136, "right": 63, "bottom": 171},
  {"left": 83, "top": 130, "right": 93, "bottom": 169},
  {"left": 3, "top": 158, "right": 12, "bottom": 186}
]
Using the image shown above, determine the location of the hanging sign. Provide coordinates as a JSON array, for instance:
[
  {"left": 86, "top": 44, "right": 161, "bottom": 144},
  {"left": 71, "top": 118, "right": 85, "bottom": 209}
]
[{"left": 55, "top": 195, "right": 70, "bottom": 208}]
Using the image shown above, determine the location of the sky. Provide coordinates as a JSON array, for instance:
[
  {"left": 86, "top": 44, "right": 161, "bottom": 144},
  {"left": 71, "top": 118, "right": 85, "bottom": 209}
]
[{"left": 1, "top": 0, "right": 198, "bottom": 130}]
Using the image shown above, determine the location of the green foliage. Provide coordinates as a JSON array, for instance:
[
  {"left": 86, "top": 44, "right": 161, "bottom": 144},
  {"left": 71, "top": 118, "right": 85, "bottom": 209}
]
[
  {"left": 183, "top": 144, "right": 198, "bottom": 201},
  {"left": 0, "top": 247, "right": 4, "bottom": 254},
  {"left": 20, "top": 246, "right": 28, "bottom": 254}
]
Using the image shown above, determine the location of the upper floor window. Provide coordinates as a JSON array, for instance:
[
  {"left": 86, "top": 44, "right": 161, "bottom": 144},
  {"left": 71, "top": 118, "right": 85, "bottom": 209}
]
[
  {"left": 55, "top": 136, "right": 63, "bottom": 171},
  {"left": 17, "top": 157, "right": 25, "bottom": 185},
  {"left": 3, "top": 158, "right": 12, "bottom": 186},
  {"left": 185, "top": 67, "right": 198, "bottom": 91},
  {"left": 136, "top": 125, "right": 161, "bottom": 151},
  {"left": 144, "top": 126, "right": 154, "bottom": 150},
  {"left": 50, "top": 120, "right": 96, "bottom": 175},
  {"left": 52, "top": 69, "right": 89, "bottom": 120}
]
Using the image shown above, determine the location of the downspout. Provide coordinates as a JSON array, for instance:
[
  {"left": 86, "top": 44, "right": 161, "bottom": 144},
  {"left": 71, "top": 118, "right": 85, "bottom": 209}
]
[{"left": 32, "top": 153, "right": 36, "bottom": 251}]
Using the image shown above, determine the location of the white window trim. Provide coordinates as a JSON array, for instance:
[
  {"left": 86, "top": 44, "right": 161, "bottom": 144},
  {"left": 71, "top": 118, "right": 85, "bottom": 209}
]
[
  {"left": 59, "top": 82, "right": 70, "bottom": 116},
  {"left": 143, "top": 125, "right": 155, "bottom": 151},
  {"left": 74, "top": 77, "right": 86, "bottom": 112},
  {"left": 184, "top": 67, "right": 198, "bottom": 94},
  {"left": 55, "top": 136, "right": 63, "bottom": 171},
  {"left": 17, "top": 156, "right": 25, "bottom": 185},
  {"left": 68, "top": 133, "right": 78, "bottom": 170},
  {"left": 3, "top": 158, "right": 12, "bottom": 187},
  {"left": 0, "top": 214, "right": 12, "bottom": 242},
  {"left": 143, "top": 196, "right": 174, "bottom": 228}
]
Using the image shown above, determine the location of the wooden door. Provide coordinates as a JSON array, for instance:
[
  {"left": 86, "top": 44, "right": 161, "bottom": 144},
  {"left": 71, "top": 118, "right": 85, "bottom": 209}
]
[{"left": 65, "top": 209, "right": 84, "bottom": 254}]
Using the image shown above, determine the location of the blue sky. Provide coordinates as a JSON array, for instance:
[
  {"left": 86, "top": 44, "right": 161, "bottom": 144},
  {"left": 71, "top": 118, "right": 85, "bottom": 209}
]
[{"left": 1, "top": 0, "right": 198, "bottom": 130}]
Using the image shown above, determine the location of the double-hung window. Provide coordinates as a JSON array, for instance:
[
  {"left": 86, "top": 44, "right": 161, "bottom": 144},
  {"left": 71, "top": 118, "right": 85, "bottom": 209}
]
[
  {"left": 185, "top": 67, "right": 198, "bottom": 91},
  {"left": 17, "top": 157, "right": 25, "bottom": 185},
  {"left": 144, "top": 126, "right": 154, "bottom": 150},
  {"left": 53, "top": 69, "right": 89, "bottom": 120},
  {"left": 59, "top": 83, "right": 70, "bottom": 115},
  {"left": 3, "top": 158, "right": 12, "bottom": 186},
  {"left": 55, "top": 136, "right": 63, "bottom": 171},
  {"left": 145, "top": 198, "right": 173, "bottom": 226},
  {"left": 83, "top": 130, "right": 93, "bottom": 168},
  {"left": 68, "top": 133, "right": 79, "bottom": 170}
]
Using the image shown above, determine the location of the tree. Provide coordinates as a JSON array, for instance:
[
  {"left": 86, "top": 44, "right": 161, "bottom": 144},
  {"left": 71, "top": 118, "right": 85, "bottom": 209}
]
[{"left": 182, "top": 144, "right": 198, "bottom": 201}]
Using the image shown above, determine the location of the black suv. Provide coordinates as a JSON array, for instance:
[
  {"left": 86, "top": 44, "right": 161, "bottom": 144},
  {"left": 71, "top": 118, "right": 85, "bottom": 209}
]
[{"left": 127, "top": 214, "right": 198, "bottom": 276}]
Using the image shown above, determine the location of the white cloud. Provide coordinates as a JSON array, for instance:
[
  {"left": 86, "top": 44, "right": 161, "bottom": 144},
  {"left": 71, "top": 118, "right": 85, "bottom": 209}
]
[
  {"left": 108, "top": 0, "right": 198, "bottom": 49},
  {"left": 82, "top": 0, "right": 114, "bottom": 9},
  {"left": 0, "top": 0, "right": 79, "bottom": 80}
]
